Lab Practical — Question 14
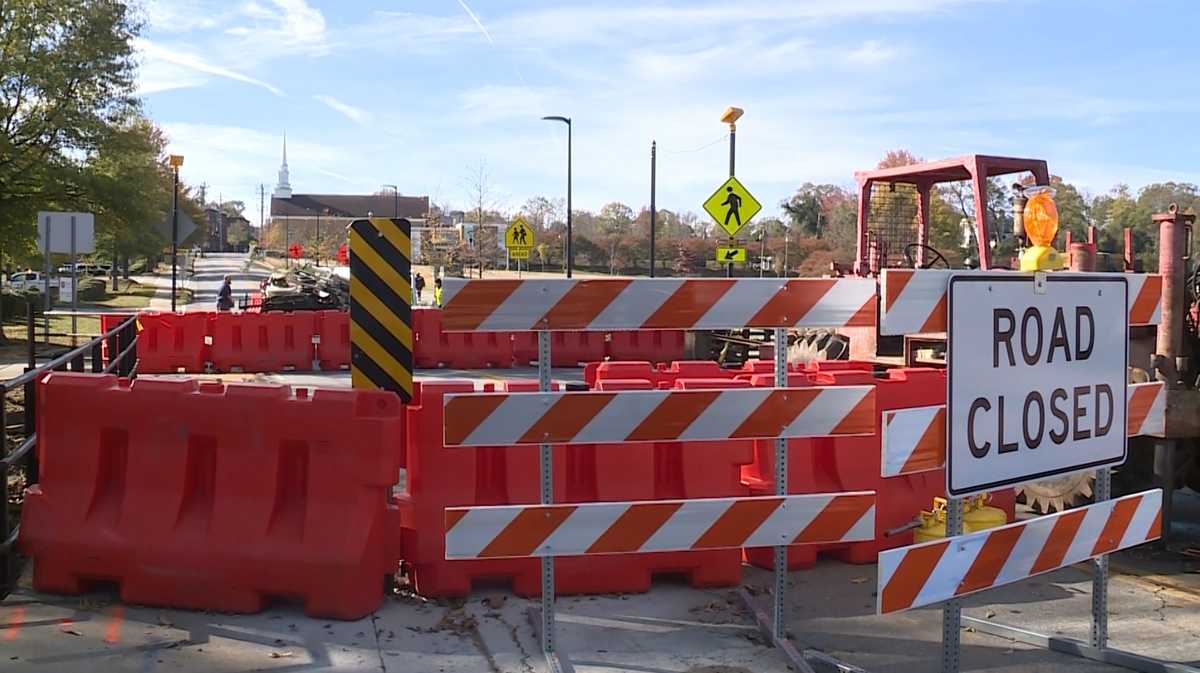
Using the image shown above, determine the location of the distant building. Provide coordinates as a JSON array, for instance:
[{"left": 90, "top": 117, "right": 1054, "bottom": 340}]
[
  {"left": 204, "top": 206, "right": 253, "bottom": 252},
  {"left": 267, "top": 136, "right": 431, "bottom": 256}
]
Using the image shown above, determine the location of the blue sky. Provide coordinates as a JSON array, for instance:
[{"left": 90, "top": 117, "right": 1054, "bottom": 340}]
[{"left": 138, "top": 1, "right": 1200, "bottom": 227}]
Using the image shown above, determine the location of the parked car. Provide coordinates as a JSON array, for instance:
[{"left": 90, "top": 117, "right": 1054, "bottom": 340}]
[{"left": 7, "top": 271, "right": 45, "bottom": 291}]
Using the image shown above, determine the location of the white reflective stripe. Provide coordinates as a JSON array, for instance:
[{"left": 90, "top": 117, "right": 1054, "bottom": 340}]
[
  {"left": 457, "top": 394, "right": 548, "bottom": 445},
  {"left": 994, "top": 516, "right": 1053, "bottom": 586},
  {"left": 677, "top": 388, "right": 770, "bottom": 440},
  {"left": 880, "top": 270, "right": 952, "bottom": 335},
  {"left": 806, "top": 279, "right": 875, "bottom": 327},
  {"left": 445, "top": 506, "right": 522, "bottom": 559},
  {"left": 536, "top": 503, "right": 628, "bottom": 556},
  {"left": 1137, "top": 382, "right": 1166, "bottom": 436},
  {"left": 1061, "top": 499, "right": 1113, "bottom": 567},
  {"left": 912, "top": 533, "right": 981, "bottom": 608},
  {"left": 881, "top": 405, "right": 941, "bottom": 477},
  {"left": 1126, "top": 275, "right": 1161, "bottom": 324},
  {"left": 588, "top": 279, "right": 684, "bottom": 330},
  {"left": 1121, "top": 491, "right": 1162, "bottom": 549},
  {"left": 693, "top": 280, "right": 784, "bottom": 330},
  {"left": 782, "top": 386, "right": 872, "bottom": 437},
  {"left": 572, "top": 390, "right": 668, "bottom": 443},
  {"left": 477, "top": 279, "right": 574, "bottom": 331},
  {"left": 845, "top": 504, "right": 876, "bottom": 542},
  {"left": 641, "top": 499, "right": 726, "bottom": 551},
  {"left": 741, "top": 495, "right": 821, "bottom": 548}
]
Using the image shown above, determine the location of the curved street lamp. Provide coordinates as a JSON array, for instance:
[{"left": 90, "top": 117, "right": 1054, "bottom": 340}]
[{"left": 541, "top": 115, "right": 573, "bottom": 277}]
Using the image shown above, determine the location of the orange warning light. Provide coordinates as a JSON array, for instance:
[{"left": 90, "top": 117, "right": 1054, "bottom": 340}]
[{"left": 1023, "top": 187, "right": 1058, "bottom": 247}]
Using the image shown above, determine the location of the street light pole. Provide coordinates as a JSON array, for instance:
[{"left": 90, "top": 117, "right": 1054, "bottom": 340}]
[
  {"left": 650, "top": 140, "right": 656, "bottom": 278},
  {"left": 168, "top": 154, "right": 184, "bottom": 311},
  {"left": 542, "top": 116, "right": 573, "bottom": 278},
  {"left": 382, "top": 184, "right": 399, "bottom": 218}
]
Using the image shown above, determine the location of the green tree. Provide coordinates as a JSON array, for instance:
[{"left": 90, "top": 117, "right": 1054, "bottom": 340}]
[{"left": 0, "top": 0, "right": 141, "bottom": 264}]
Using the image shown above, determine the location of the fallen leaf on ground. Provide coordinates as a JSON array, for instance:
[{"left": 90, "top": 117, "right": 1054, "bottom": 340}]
[
  {"left": 61, "top": 629, "right": 83, "bottom": 636},
  {"left": 269, "top": 651, "right": 294, "bottom": 659},
  {"left": 850, "top": 577, "right": 869, "bottom": 584}
]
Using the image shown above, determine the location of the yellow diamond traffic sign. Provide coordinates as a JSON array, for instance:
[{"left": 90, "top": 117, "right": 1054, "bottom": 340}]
[
  {"left": 505, "top": 217, "right": 535, "bottom": 260},
  {"left": 703, "top": 176, "right": 761, "bottom": 238},
  {"left": 716, "top": 246, "right": 746, "bottom": 262}
]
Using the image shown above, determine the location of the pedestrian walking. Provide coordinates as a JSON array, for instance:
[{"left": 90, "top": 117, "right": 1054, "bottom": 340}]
[
  {"left": 414, "top": 272, "right": 426, "bottom": 303},
  {"left": 217, "top": 274, "right": 234, "bottom": 311}
]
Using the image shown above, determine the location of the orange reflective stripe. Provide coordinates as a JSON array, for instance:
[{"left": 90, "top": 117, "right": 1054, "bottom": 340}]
[
  {"left": 956, "top": 525, "right": 1023, "bottom": 595},
  {"left": 1091, "top": 497, "right": 1140, "bottom": 556},
  {"left": 900, "top": 407, "right": 946, "bottom": 473},
  {"left": 641, "top": 280, "right": 735, "bottom": 328},
  {"left": 518, "top": 394, "right": 615, "bottom": 443},
  {"left": 1146, "top": 506, "right": 1162, "bottom": 541},
  {"left": 884, "top": 270, "right": 914, "bottom": 313},
  {"left": 1126, "top": 385, "right": 1158, "bottom": 435},
  {"left": 585, "top": 502, "right": 682, "bottom": 554},
  {"left": 730, "top": 389, "right": 818, "bottom": 438},
  {"left": 792, "top": 494, "right": 873, "bottom": 544},
  {"left": 846, "top": 294, "right": 877, "bottom": 327},
  {"left": 478, "top": 506, "right": 576, "bottom": 558},
  {"left": 919, "top": 292, "right": 948, "bottom": 333},
  {"left": 745, "top": 279, "right": 834, "bottom": 326},
  {"left": 1029, "top": 509, "right": 1086, "bottom": 574},
  {"left": 625, "top": 391, "right": 719, "bottom": 441},
  {"left": 880, "top": 541, "right": 949, "bottom": 614},
  {"left": 830, "top": 388, "right": 875, "bottom": 435},
  {"left": 445, "top": 509, "right": 469, "bottom": 533},
  {"left": 1130, "top": 276, "right": 1161, "bottom": 324},
  {"left": 540, "top": 280, "right": 632, "bottom": 328},
  {"left": 692, "top": 498, "right": 782, "bottom": 549},
  {"left": 443, "top": 395, "right": 508, "bottom": 445},
  {"left": 441, "top": 280, "right": 522, "bottom": 330}
]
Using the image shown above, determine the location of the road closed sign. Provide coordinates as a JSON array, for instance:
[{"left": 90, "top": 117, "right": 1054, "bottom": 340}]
[{"left": 947, "top": 274, "right": 1128, "bottom": 497}]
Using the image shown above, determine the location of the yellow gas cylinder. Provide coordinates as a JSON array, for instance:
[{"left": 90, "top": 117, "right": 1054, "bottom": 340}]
[
  {"left": 963, "top": 494, "right": 1007, "bottom": 533},
  {"left": 914, "top": 495, "right": 1008, "bottom": 542},
  {"left": 913, "top": 499, "right": 947, "bottom": 543}
]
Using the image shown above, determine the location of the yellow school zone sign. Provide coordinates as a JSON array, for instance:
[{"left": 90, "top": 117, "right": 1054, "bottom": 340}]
[
  {"left": 505, "top": 217, "right": 535, "bottom": 260},
  {"left": 703, "top": 176, "right": 762, "bottom": 238}
]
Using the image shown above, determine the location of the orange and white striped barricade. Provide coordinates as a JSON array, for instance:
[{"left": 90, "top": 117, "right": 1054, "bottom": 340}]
[
  {"left": 877, "top": 489, "right": 1162, "bottom": 614},
  {"left": 880, "top": 269, "right": 1162, "bottom": 335},
  {"left": 881, "top": 382, "right": 1167, "bottom": 478},
  {"left": 439, "top": 276, "right": 879, "bottom": 673},
  {"left": 880, "top": 270, "right": 1179, "bottom": 673}
]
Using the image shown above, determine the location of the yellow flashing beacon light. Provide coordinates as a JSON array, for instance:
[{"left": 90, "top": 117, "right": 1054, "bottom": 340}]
[{"left": 1018, "top": 186, "right": 1062, "bottom": 271}]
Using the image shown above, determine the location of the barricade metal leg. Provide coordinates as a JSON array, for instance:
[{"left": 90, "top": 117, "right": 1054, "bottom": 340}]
[
  {"left": 1092, "top": 466, "right": 1111, "bottom": 649},
  {"left": 737, "top": 329, "right": 819, "bottom": 673},
  {"left": 941, "top": 497, "right": 963, "bottom": 673},
  {"left": 529, "top": 329, "right": 572, "bottom": 673}
]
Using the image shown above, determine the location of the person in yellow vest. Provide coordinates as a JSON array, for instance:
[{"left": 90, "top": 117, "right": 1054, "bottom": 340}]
[{"left": 434, "top": 277, "right": 443, "bottom": 307}]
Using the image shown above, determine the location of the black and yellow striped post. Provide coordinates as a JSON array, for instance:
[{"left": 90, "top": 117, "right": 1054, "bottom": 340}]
[{"left": 349, "top": 217, "right": 413, "bottom": 402}]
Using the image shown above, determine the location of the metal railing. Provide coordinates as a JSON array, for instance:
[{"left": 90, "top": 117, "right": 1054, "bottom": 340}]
[{"left": 0, "top": 304, "right": 139, "bottom": 596}]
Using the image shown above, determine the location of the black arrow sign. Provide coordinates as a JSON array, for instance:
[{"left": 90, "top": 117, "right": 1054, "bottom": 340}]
[{"left": 724, "top": 249, "right": 739, "bottom": 260}]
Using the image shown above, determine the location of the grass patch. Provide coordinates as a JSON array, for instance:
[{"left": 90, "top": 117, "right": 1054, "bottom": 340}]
[{"left": 0, "top": 279, "right": 154, "bottom": 354}]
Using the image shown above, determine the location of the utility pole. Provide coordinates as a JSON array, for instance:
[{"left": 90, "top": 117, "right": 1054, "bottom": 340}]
[
  {"left": 259, "top": 184, "right": 266, "bottom": 236},
  {"left": 649, "top": 140, "right": 657, "bottom": 278}
]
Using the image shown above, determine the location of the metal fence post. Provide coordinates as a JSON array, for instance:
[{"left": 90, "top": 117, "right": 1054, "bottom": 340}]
[
  {"left": 942, "top": 497, "right": 964, "bottom": 673},
  {"left": 772, "top": 327, "right": 788, "bottom": 640},
  {"left": 538, "top": 330, "right": 555, "bottom": 653},
  {"left": 1091, "top": 467, "right": 1111, "bottom": 649},
  {"left": 0, "top": 385, "right": 11, "bottom": 593}
]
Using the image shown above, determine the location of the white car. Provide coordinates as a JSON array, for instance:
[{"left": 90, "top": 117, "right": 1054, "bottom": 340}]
[{"left": 7, "top": 271, "right": 45, "bottom": 291}]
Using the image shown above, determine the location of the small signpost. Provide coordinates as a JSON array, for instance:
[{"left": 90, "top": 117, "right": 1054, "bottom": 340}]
[
  {"left": 505, "top": 217, "right": 534, "bottom": 276},
  {"left": 37, "top": 211, "right": 95, "bottom": 346},
  {"left": 716, "top": 245, "right": 746, "bottom": 263},
  {"left": 947, "top": 273, "right": 1128, "bottom": 496}
]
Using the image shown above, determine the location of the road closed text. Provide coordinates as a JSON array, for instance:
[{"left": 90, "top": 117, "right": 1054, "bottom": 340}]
[
  {"left": 966, "top": 306, "right": 1116, "bottom": 458},
  {"left": 948, "top": 277, "right": 1127, "bottom": 496}
]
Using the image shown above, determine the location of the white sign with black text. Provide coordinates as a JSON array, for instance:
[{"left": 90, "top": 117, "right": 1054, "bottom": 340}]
[{"left": 947, "top": 274, "right": 1128, "bottom": 497}]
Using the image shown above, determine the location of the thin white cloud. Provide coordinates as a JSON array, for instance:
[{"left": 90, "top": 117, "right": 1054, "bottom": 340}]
[
  {"left": 846, "top": 40, "right": 899, "bottom": 66},
  {"left": 134, "top": 38, "right": 283, "bottom": 95},
  {"left": 225, "top": 0, "right": 328, "bottom": 56},
  {"left": 313, "top": 95, "right": 371, "bottom": 125},
  {"left": 455, "top": 0, "right": 495, "bottom": 45}
]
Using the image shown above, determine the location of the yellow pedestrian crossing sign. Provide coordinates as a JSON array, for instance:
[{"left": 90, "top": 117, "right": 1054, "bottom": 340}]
[
  {"left": 505, "top": 217, "right": 535, "bottom": 260},
  {"left": 703, "top": 176, "right": 761, "bottom": 238},
  {"left": 716, "top": 246, "right": 746, "bottom": 262}
]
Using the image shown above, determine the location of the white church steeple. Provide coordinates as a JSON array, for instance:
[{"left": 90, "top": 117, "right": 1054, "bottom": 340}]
[{"left": 274, "top": 132, "right": 293, "bottom": 198}]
